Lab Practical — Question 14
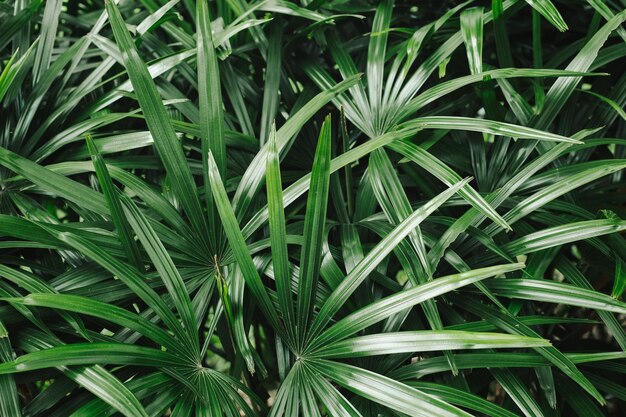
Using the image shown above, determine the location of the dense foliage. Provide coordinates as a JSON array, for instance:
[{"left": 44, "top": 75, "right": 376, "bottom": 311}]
[{"left": 0, "top": 0, "right": 625, "bottom": 415}]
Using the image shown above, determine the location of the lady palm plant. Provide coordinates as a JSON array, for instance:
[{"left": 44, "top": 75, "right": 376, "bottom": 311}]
[{"left": 0, "top": 0, "right": 625, "bottom": 416}]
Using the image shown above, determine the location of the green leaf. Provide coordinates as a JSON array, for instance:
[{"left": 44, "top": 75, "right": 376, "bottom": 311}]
[
  {"left": 32, "top": 0, "right": 62, "bottom": 83},
  {"left": 5, "top": 294, "right": 184, "bottom": 354},
  {"left": 491, "top": 368, "right": 546, "bottom": 417},
  {"left": 136, "top": 0, "right": 181, "bottom": 35},
  {"left": 367, "top": 0, "right": 394, "bottom": 134},
  {"left": 311, "top": 330, "right": 550, "bottom": 358},
  {"left": 585, "top": 0, "right": 626, "bottom": 42},
  {"left": 406, "top": 381, "right": 520, "bottom": 417},
  {"left": 492, "top": 0, "right": 514, "bottom": 70},
  {"left": 297, "top": 115, "right": 332, "bottom": 348},
  {"left": 106, "top": 0, "right": 209, "bottom": 250},
  {"left": 368, "top": 147, "right": 457, "bottom": 371},
  {"left": 428, "top": 141, "right": 573, "bottom": 271},
  {"left": 37, "top": 224, "right": 192, "bottom": 357},
  {"left": 554, "top": 255, "right": 626, "bottom": 350},
  {"left": 505, "top": 219, "right": 626, "bottom": 256},
  {"left": 260, "top": 22, "right": 283, "bottom": 145},
  {"left": 0, "top": 321, "right": 20, "bottom": 417},
  {"left": 197, "top": 0, "right": 226, "bottom": 254},
  {"left": 402, "top": 68, "right": 598, "bottom": 118},
  {"left": 308, "top": 262, "right": 525, "bottom": 351},
  {"left": 242, "top": 125, "right": 425, "bottom": 239},
  {"left": 369, "top": 148, "right": 431, "bottom": 277},
  {"left": 461, "top": 7, "right": 484, "bottom": 75},
  {"left": 307, "top": 178, "right": 471, "bottom": 344},
  {"left": 0, "top": 343, "right": 184, "bottom": 374},
  {"left": 65, "top": 366, "right": 152, "bottom": 417},
  {"left": 0, "top": 265, "right": 89, "bottom": 340},
  {"left": 0, "top": 50, "right": 20, "bottom": 103},
  {"left": 302, "top": 363, "right": 363, "bottom": 417},
  {"left": 86, "top": 136, "right": 143, "bottom": 270},
  {"left": 455, "top": 297, "right": 606, "bottom": 404},
  {"left": 232, "top": 74, "right": 361, "bottom": 221},
  {"left": 388, "top": 139, "right": 511, "bottom": 231},
  {"left": 558, "top": 375, "right": 605, "bottom": 417},
  {"left": 579, "top": 88, "right": 626, "bottom": 121},
  {"left": 207, "top": 151, "right": 285, "bottom": 341},
  {"left": 228, "top": 264, "right": 266, "bottom": 377},
  {"left": 498, "top": 160, "right": 626, "bottom": 227},
  {"left": 524, "top": 0, "right": 568, "bottom": 32},
  {"left": 0, "top": 1, "right": 42, "bottom": 51},
  {"left": 506, "top": 10, "right": 626, "bottom": 173},
  {"left": 392, "top": 351, "right": 626, "bottom": 379},
  {"left": 266, "top": 123, "right": 295, "bottom": 342},
  {"left": 612, "top": 257, "right": 626, "bottom": 299},
  {"left": 536, "top": 9, "right": 625, "bottom": 125},
  {"left": 120, "top": 196, "right": 199, "bottom": 357},
  {"left": 485, "top": 279, "right": 626, "bottom": 314},
  {"left": 0, "top": 146, "right": 107, "bottom": 215},
  {"left": 310, "top": 359, "right": 473, "bottom": 417},
  {"left": 399, "top": 116, "right": 581, "bottom": 144}
]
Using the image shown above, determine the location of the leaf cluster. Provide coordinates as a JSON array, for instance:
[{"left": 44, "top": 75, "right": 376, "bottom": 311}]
[{"left": 0, "top": 0, "right": 625, "bottom": 416}]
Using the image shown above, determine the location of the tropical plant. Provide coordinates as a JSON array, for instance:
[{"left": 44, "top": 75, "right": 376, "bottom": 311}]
[{"left": 0, "top": 0, "right": 625, "bottom": 416}]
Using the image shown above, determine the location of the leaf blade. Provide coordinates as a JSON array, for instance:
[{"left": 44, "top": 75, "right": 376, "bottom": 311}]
[{"left": 297, "top": 116, "right": 332, "bottom": 348}]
